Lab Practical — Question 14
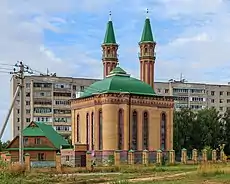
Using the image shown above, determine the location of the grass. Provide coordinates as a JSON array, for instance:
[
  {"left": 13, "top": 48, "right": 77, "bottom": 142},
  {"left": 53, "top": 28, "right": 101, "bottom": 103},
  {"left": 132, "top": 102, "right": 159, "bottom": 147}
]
[{"left": 0, "top": 162, "right": 230, "bottom": 183}]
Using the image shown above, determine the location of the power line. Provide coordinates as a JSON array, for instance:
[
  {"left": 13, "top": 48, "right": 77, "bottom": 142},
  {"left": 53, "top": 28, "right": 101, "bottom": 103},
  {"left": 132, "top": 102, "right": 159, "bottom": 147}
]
[{"left": 0, "top": 61, "right": 33, "bottom": 164}]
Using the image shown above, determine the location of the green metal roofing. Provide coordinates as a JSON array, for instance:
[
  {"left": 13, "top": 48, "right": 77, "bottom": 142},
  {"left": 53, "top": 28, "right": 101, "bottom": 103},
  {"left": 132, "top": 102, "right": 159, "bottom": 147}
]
[
  {"left": 80, "top": 66, "right": 156, "bottom": 98},
  {"left": 140, "top": 18, "right": 155, "bottom": 43},
  {"left": 23, "top": 122, "right": 69, "bottom": 149},
  {"left": 103, "top": 20, "right": 116, "bottom": 44}
]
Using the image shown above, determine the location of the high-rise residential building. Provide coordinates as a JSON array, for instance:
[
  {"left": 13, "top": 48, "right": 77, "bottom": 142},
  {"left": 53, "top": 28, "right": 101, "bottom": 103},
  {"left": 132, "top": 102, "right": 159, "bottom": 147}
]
[
  {"left": 154, "top": 80, "right": 230, "bottom": 113},
  {"left": 10, "top": 75, "right": 98, "bottom": 139}
]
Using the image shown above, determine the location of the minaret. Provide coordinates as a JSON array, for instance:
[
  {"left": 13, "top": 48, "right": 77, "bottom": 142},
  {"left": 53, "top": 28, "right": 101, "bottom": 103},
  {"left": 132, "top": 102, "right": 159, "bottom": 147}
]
[
  {"left": 102, "top": 12, "right": 119, "bottom": 78},
  {"left": 139, "top": 9, "right": 156, "bottom": 89}
]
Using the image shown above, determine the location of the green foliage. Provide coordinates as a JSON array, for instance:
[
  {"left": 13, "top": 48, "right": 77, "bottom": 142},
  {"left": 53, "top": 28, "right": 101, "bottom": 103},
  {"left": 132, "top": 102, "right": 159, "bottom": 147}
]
[
  {"left": 174, "top": 107, "right": 229, "bottom": 153},
  {"left": 0, "top": 140, "right": 10, "bottom": 151}
]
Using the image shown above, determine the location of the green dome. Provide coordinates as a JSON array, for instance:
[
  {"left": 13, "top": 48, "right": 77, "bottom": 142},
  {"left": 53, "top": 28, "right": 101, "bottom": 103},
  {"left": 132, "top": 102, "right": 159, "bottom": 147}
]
[{"left": 80, "top": 66, "right": 156, "bottom": 98}]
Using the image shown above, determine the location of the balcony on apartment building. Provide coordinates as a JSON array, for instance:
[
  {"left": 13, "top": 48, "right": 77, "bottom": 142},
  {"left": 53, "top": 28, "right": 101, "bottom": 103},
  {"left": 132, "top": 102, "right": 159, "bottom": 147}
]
[
  {"left": 53, "top": 92, "right": 72, "bottom": 99},
  {"left": 53, "top": 109, "right": 71, "bottom": 117},
  {"left": 33, "top": 82, "right": 52, "bottom": 91},
  {"left": 53, "top": 100, "right": 70, "bottom": 108},
  {"left": 53, "top": 117, "right": 71, "bottom": 125},
  {"left": 33, "top": 107, "right": 53, "bottom": 116},
  {"left": 33, "top": 91, "right": 52, "bottom": 99},
  {"left": 53, "top": 83, "right": 72, "bottom": 92},
  {"left": 33, "top": 100, "right": 52, "bottom": 107}
]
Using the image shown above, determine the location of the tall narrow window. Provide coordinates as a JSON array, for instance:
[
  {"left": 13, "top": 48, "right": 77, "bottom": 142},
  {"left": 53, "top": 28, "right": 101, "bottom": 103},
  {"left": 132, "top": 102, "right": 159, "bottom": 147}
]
[
  {"left": 86, "top": 113, "right": 89, "bottom": 147},
  {"left": 91, "top": 112, "right": 94, "bottom": 150},
  {"left": 161, "top": 113, "right": 167, "bottom": 150},
  {"left": 99, "top": 110, "right": 103, "bottom": 150},
  {"left": 143, "top": 111, "right": 149, "bottom": 150},
  {"left": 77, "top": 114, "right": 80, "bottom": 143},
  {"left": 132, "top": 111, "right": 138, "bottom": 150},
  {"left": 118, "top": 109, "right": 124, "bottom": 150}
]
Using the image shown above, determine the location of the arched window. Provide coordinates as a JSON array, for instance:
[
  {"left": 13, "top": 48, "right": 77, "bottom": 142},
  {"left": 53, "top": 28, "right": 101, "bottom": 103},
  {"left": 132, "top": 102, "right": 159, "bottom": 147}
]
[
  {"left": 132, "top": 111, "right": 138, "bottom": 150},
  {"left": 143, "top": 112, "right": 149, "bottom": 150},
  {"left": 77, "top": 114, "right": 80, "bottom": 143},
  {"left": 99, "top": 110, "right": 103, "bottom": 150},
  {"left": 91, "top": 112, "right": 94, "bottom": 150},
  {"left": 86, "top": 113, "right": 89, "bottom": 147},
  {"left": 144, "top": 47, "right": 148, "bottom": 54},
  {"left": 118, "top": 109, "right": 124, "bottom": 150},
  {"left": 161, "top": 113, "right": 167, "bottom": 150}
]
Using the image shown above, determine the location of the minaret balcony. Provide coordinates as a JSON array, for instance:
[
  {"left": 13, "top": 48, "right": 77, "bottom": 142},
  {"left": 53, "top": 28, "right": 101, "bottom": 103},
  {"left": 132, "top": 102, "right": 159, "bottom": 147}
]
[
  {"left": 102, "top": 54, "right": 118, "bottom": 60},
  {"left": 138, "top": 52, "right": 155, "bottom": 59}
]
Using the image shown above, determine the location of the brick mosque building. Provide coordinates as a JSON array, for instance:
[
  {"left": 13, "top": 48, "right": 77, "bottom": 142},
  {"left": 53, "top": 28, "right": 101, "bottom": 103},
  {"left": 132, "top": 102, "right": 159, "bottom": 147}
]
[{"left": 70, "top": 14, "right": 174, "bottom": 152}]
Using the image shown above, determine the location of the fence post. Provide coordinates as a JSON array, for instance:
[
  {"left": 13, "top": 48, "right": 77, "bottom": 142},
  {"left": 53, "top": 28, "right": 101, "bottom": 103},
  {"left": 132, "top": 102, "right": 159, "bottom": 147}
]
[
  {"left": 24, "top": 153, "right": 31, "bottom": 172},
  {"left": 128, "top": 150, "right": 134, "bottom": 165},
  {"left": 192, "top": 149, "right": 198, "bottom": 164},
  {"left": 169, "top": 150, "right": 175, "bottom": 165},
  {"left": 56, "top": 152, "right": 62, "bottom": 173},
  {"left": 202, "top": 149, "right": 207, "bottom": 163},
  {"left": 220, "top": 150, "right": 226, "bottom": 162},
  {"left": 156, "top": 150, "right": 162, "bottom": 165},
  {"left": 114, "top": 150, "right": 120, "bottom": 166},
  {"left": 86, "top": 151, "right": 92, "bottom": 170},
  {"left": 181, "top": 148, "right": 187, "bottom": 164},
  {"left": 212, "top": 149, "right": 216, "bottom": 163},
  {"left": 5, "top": 153, "right": 11, "bottom": 163},
  {"left": 142, "top": 150, "right": 149, "bottom": 166}
]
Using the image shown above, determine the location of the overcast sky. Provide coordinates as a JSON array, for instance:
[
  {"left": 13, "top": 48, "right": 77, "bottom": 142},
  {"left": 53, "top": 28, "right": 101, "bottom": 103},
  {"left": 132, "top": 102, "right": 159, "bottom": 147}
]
[{"left": 1, "top": 0, "right": 230, "bottom": 141}]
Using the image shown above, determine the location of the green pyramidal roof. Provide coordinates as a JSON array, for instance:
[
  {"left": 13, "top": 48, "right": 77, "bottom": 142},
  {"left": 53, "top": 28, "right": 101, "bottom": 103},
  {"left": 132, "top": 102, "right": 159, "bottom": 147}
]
[
  {"left": 103, "top": 20, "right": 116, "bottom": 44},
  {"left": 79, "top": 66, "right": 156, "bottom": 98},
  {"left": 140, "top": 18, "right": 155, "bottom": 43},
  {"left": 22, "top": 122, "right": 69, "bottom": 149}
]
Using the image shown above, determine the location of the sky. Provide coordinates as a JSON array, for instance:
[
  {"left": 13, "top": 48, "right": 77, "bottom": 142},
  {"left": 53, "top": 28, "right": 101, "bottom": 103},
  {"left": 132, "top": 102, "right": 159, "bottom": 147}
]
[{"left": 1, "top": 0, "right": 230, "bottom": 141}]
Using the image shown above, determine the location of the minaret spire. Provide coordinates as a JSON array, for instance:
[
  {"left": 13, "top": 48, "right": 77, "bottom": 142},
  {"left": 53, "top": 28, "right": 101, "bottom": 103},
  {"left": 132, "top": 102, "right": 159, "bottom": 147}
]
[
  {"left": 102, "top": 12, "right": 118, "bottom": 78},
  {"left": 139, "top": 10, "right": 156, "bottom": 89},
  {"left": 109, "top": 11, "right": 112, "bottom": 21},
  {"left": 146, "top": 8, "right": 149, "bottom": 18}
]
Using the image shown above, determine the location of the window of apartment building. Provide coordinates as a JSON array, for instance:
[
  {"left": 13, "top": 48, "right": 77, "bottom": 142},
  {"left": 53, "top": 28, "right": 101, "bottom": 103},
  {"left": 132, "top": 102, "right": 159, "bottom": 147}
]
[
  {"left": 26, "top": 109, "right": 30, "bottom": 114},
  {"left": 191, "top": 97, "right": 204, "bottom": 102},
  {"left": 17, "top": 126, "right": 19, "bottom": 131},
  {"left": 26, "top": 83, "right": 30, "bottom": 88},
  {"left": 219, "top": 99, "right": 224, "bottom": 103},
  {"left": 165, "top": 89, "right": 169, "bottom": 93},
  {"left": 54, "top": 117, "right": 71, "bottom": 123},
  {"left": 53, "top": 92, "right": 71, "bottom": 97},
  {"left": 219, "top": 107, "right": 223, "bottom": 111},
  {"left": 17, "top": 109, "right": 20, "bottom": 114},
  {"left": 211, "top": 91, "right": 215, "bottom": 96},
  {"left": 34, "top": 100, "right": 52, "bottom": 105},
  {"left": 73, "top": 85, "right": 76, "bottom": 90},
  {"left": 220, "top": 91, "right": 224, "bottom": 96},
  {"left": 173, "top": 88, "right": 188, "bottom": 93},
  {"left": 23, "top": 137, "right": 28, "bottom": 145},
  {"left": 35, "top": 138, "right": 41, "bottom": 145},
  {"left": 227, "top": 92, "right": 230, "bottom": 96},
  {"left": 38, "top": 153, "right": 45, "bottom": 161},
  {"left": 54, "top": 100, "right": 70, "bottom": 105},
  {"left": 211, "top": 99, "right": 215, "bottom": 103},
  {"left": 17, "top": 118, "right": 20, "bottom": 122},
  {"left": 26, "top": 118, "right": 30, "bottom": 123},
  {"left": 26, "top": 101, "right": 30, "bottom": 106},
  {"left": 26, "top": 92, "right": 30, "bottom": 97},
  {"left": 227, "top": 99, "right": 230, "bottom": 103},
  {"left": 227, "top": 107, "right": 230, "bottom": 111},
  {"left": 80, "top": 86, "right": 84, "bottom": 92}
]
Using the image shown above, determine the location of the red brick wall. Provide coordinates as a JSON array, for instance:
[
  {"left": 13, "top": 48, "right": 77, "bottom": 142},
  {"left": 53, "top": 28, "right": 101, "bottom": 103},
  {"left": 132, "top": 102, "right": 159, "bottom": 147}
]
[
  {"left": 9, "top": 136, "right": 55, "bottom": 148},
  {"left": 10, "top": 150, "right": 56, "bottom": 162}
]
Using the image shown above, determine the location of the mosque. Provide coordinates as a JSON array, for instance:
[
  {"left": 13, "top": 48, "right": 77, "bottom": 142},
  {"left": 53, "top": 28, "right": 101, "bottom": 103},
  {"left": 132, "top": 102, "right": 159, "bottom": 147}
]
[{"left": 70, "top": 13, "right": 174, "bottom": 152}]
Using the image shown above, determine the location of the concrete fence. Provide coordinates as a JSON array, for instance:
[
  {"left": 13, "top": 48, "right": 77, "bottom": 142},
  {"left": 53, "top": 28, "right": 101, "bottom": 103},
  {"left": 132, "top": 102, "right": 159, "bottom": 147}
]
[{"left": 0, "top": 148, "right": 227, "bottom": 172}]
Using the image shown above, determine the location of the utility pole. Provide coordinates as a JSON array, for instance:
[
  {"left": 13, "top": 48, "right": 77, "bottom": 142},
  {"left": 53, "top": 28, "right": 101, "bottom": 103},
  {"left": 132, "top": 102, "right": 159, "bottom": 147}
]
[{"left": 10, "top": 61, "right": 32, "bottom": 164}]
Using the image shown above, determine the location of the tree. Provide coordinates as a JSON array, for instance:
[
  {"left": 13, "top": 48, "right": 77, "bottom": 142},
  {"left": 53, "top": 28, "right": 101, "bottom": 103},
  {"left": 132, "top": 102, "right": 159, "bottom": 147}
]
[
  {"left": 173, "top": 107, "right": 223, "bottom": 152},
  {"left": 0, "top": 140, "right": 10, "bottom": 151},
  {"left": 196, "top": 107, "right": 223, "bottom": 149},
  {"left": 173, "top": 108, "right": 196, "bottom": 152}
]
